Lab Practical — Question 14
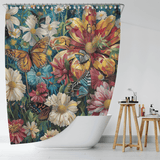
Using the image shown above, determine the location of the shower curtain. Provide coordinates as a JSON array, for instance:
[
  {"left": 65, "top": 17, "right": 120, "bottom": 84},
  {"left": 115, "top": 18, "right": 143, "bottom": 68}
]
[{"left": 5, "top": 4, "right": 121, "bottom": 144}]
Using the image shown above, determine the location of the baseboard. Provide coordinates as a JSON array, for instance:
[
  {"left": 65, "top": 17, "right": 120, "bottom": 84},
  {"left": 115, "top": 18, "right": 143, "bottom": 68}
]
[{"left": 99, "top": 135, "right": 160, "bottom": 143}]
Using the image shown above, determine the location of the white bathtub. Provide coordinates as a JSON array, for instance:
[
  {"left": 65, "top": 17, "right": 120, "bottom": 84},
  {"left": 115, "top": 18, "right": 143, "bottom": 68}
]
[{"left": 35, "top": 114, "right": 111, "bottom": 149}]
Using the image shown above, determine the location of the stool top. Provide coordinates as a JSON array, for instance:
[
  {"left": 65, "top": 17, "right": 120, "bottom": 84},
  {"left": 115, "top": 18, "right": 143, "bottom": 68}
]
[
  {"left": 141, "top": 114, "right": 160, "bottom": 119},
  {"left": 118, "top": 102, "right": 138, "bottom": 105},
  {"left": 119, "top": 103, "right": 137, "bottom": 104},
  {"left": 118, "top": 101, "right": 139, "bottom": 104}
]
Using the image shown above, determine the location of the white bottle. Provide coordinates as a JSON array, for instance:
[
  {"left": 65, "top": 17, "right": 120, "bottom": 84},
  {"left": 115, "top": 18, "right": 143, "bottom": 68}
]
[{"left": 134, "top": 92, "right": 137, "bottom": 101}]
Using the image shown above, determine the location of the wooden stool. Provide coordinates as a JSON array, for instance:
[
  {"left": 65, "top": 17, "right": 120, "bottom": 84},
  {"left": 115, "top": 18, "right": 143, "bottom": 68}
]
[
  {"left": 113, "top": 103, "right": 143, "bottom": 152},
  {"left": 137, "top": 117, "right": 160, "bottom": 152}
]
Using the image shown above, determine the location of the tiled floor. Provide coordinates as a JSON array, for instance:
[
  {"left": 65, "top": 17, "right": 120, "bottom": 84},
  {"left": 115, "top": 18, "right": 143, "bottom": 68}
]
[{"left": 0, "top": 138, "right": 159, "bottom": 160}]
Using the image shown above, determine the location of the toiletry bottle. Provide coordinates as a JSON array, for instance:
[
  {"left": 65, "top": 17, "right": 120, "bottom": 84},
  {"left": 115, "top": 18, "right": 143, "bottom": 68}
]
[
  {"left": 141, "top": 104, "right": 145, "bottom": 116},
  {"left": 143, "top": 105, "right": 145, "bottom": 116},
  {"left": 128, "top": 97, "right": 130, "bottom": 103},
  {"left": 134, "top": 92, "right": 137, "bottom": 101},
  {"left": 131, "top": 96, "right": 134, "bottom": 101},
  {"left": 141, "top": 105, "right": 143, "bottom": 116},
  {"left": 125, "top": 97, "right": 128, "bottom": 103},
  {"left": 150, "top": 104, "right": 153, "bottom": 115}
]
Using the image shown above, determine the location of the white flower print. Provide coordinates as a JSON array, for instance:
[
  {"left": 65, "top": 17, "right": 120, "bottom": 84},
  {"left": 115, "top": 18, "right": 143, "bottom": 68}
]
[{"left": 41, "top": 16, "right": 60, "bottom": 38}]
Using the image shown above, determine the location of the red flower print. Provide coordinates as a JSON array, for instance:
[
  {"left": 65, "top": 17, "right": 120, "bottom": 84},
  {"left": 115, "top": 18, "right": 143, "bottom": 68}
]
[
  {"left": 8, "top": 119, "right": 26, "bottom": 144},
  {"left": 50, "top": 54, "right": 73, "bottom": 85},
  {"left": 36, "top": 82, "right": 48, "bottom": 93},
  {"left": 29, "top": 90, "right": 48, "bottom": 103},
  {"left": 109, "top": 81, "right": 115, "bottom": 87},
  {"left": 87, "top": 82, "right": 114, "bottom": 116},
  {"left": 90, "top": 68, "right": 104, "bottom": 90}
]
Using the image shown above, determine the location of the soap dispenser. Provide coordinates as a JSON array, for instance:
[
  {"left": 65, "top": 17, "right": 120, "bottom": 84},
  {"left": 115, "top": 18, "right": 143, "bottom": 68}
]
[{"left": 150, "top": 104, "right": 153, "bottom": 115}]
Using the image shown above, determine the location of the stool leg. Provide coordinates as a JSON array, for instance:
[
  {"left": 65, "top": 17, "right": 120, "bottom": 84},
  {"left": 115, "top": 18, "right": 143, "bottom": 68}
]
[
  {"left": 122, "top": 105, "right": 127, "bottom": 152},
  {"left": 154, "top": 120, "right": 159, "bottom": 152},
  {"left": 132, "top": 105, "right": 143, "bottom": 151},
  {"left": 128, "top": 106, "right": 132, "bottom": 148},
  {"left": 113, "top": 104, "right": 124, "bottom": 149},
  {"left": 158, "top": 121, "right": 160, "bottom": 132},
  {"left": 144, "top": 121, "right": 149, "bottom": 147},
  {"left": 137, "top": 119, "right": 145, "bottom": 150}
]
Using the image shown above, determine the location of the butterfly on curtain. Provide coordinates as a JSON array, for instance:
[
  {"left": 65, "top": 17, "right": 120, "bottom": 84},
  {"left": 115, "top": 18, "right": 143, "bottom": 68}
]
[
  {"left": 68, "top": 70, "right": 91, "bottom": 98},
  {"left": 29, "top": 102, "right": 51, "bottom": 121},
  {"left": 5, "top": 37, "right": 49, "bottom": 72}
]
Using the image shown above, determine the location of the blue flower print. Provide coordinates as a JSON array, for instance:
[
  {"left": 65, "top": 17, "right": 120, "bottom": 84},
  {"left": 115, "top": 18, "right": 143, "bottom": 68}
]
[{"left": 27, "top": 65, "right": 52, "bottom": 86}]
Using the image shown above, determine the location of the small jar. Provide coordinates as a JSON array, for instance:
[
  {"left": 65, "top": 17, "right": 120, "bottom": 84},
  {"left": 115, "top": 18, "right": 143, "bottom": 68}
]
[
  {"left": 152, "top": 109, "right": 156, "bottom": 115},
  {"left": 155, "top": 110, "right": 159, "bottom": 115}
]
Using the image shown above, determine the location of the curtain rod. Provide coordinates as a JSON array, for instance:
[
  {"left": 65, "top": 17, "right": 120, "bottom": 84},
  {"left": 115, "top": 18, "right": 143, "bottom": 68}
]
[
  {"left": 3, "top": 3, "right": 124, "bottom": 6},
  {"left": 3, "top": 3, "right": 125, "bottom": 13}
]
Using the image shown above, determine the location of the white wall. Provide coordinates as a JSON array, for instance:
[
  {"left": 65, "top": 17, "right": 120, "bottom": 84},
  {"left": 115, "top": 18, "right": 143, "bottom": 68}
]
[
  {"left": 106, "top": 23, "right": 160, "bottom": 136},
  {"left": 0, "top": 0, "right": 160, "bottom": 137}
]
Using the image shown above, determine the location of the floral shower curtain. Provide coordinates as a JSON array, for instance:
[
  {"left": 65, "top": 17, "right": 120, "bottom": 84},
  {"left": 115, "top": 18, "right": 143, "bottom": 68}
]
[{"left": 5, "top": 4, "right": 121, "bottom": 144}]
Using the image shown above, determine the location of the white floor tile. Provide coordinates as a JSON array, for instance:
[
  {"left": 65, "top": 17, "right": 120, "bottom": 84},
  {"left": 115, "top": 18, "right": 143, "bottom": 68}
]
[{"left": 0, "top": 139, "right": 160, "bottom": 160}]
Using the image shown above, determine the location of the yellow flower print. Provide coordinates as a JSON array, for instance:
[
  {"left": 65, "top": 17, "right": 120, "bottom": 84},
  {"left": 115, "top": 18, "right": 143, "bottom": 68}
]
[
  {"left": 5, "top": 44, "right": 10, "bottom": 49},
  {"left": 47, "top": 49, "right": 52, "bottom": 56},
  {"left": 10, "top": 39, "right": 17, "bottom": 46}
]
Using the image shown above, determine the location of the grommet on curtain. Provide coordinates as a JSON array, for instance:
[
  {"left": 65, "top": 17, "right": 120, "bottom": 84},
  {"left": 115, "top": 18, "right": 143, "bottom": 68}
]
[
  {"left": 96, "top": 6, "right": 98, "bottom": 9},
  {"left": 105, "top": 6, "right": 108, "bottom": 9},
  {"left": 78, "top": 6, "right": 80, "bottom": 9},
  {"left": 109, "top": 5, "right": 112, "bottom": 9},
  {"left": 114, "top": 5, "right": 117, "bottom": 9}
]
